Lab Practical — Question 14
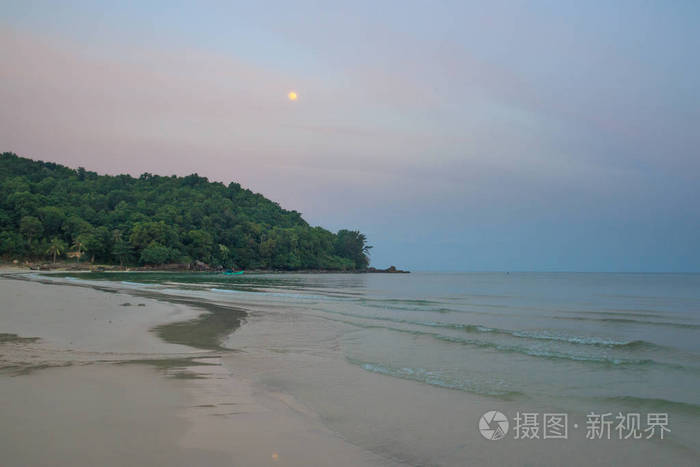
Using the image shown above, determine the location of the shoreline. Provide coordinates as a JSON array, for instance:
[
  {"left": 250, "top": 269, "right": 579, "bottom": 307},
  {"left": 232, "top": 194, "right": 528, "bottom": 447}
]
[
  {"left": 0, "top": 263, "right": 410, "bottom": 274},
  {"left": 3, "top": 270, "right": 248, "bottom": 352},
  {"left": 0, "top": 273, "right": 400, "bottom": 466}
]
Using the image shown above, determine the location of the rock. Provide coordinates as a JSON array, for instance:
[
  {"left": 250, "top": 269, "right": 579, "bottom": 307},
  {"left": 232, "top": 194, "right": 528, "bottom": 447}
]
[
  {"left": 367, "top": 265, "right": 410, "bottom": 273},
  {"left": 191, "top": 260, "right": 211, "bottom": 271}
]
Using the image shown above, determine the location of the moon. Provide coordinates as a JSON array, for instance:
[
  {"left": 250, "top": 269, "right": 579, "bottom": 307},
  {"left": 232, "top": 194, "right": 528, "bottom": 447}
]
[{"left": 288, "top": 91, "right": 298, "bottom": 101}]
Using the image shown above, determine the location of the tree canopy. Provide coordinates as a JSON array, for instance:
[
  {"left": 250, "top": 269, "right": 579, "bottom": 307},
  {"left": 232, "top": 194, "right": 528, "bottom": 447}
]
[{"left": 0, "top": 152, "right": 371, "bottom": 269}]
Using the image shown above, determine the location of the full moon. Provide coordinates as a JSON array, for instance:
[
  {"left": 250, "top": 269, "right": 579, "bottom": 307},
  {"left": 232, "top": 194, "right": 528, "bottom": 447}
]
[{"left": 288, "top": 91, "right": 298, "bottom": 101}]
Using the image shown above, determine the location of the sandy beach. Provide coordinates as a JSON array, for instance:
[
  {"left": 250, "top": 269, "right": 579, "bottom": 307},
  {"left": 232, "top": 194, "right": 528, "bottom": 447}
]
[{"left": 0, "top": 273, "right": 398, "bottom": 467}]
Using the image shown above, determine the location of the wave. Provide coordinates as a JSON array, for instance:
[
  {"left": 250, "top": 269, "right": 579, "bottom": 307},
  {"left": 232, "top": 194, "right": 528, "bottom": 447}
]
[
  {"left": 556, "top": 316, "right": 700, "bottom": 329},
  {"left": 361, "top": 302, "right": 457, "bottom": 314},
  {"left": 210, "top": 288, "right": 336, "bottom": 301},
  {"left": 429, "top": 333, "right": 657, "bottom": 367},
  {"left": 571, "top": 309, "right": 684, "bottom": 319},
  {"left": 121, "top": 281, "right": 149, "bottom": 286},
  {"left": 210, "top": 288, "right": 242, "bottom": 294},
  {"left": 508, "top": 332, "right": 659, "bottom": 350},
  {"left": 358, "top": 297, "right": 441, "bottom": 307},
  {"left": 598, "top": 396, "right": 700, "bottom": 416},
  {"left": 323, "top": 316, "right": 699, "bottom": 370},
  {"left": 315, "top": 307, "right": 662, "bottom": 350},
  {"left": 346, "top": 357, "right": 524, "bottom": 398}
]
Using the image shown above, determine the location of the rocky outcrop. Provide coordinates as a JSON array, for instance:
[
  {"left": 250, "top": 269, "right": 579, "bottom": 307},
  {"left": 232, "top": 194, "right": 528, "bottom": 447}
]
[
  {"left": 191, "top": 260, "right": 212, "bottom": 271},
  {"left": 367, "top": 265, "right": 409, "bottom": 273}
]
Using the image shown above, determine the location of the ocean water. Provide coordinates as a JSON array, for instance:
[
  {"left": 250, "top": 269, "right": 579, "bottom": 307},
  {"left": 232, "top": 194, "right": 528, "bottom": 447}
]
[{"left": 55, "top": 271, "right": 700, "bottom": 463}]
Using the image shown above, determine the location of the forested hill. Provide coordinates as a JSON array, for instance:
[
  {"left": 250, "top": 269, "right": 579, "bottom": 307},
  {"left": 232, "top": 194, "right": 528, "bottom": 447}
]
[{"left": 0, "top": 152, "right": 371, "bottom": 270}]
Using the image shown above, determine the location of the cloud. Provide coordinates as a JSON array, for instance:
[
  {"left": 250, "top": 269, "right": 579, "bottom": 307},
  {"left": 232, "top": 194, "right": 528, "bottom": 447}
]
[{"left": 1, "top": 1, "right": 699, "bottom": 272}]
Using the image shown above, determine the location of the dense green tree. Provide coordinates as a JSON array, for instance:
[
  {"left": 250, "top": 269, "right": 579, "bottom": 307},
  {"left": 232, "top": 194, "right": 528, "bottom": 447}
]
[
  {"left": 112, "top": 239, "right": 133, "bottom": 267},
  {"left": 37, "top": 206, "right": 66, "bottom": 236},
  {"left": 335, "top": 230, "right": 372, "bottom": 269},
  {"left": 62, "top": 216, "right": 92, "bottom": 240},
  {"left": 0, "top": 231, "right": 24, "bottom": 256},
  {"left": 0, "top": 152, "right": 372, "bottom": 269},
  {"left": 79, "top": 233, "right": 102, "bottom": 263},
  {"left": 140, "top": 241, "right": 171, "bottom": 265},
  {"left": 0, "top": 209, "right": 12, "bottom": 229},
  {"left": 9, "top": 192, "right": 42, "bottom": 217},
  {"left": 186, "top": 229, "right": 214, "bottom": 263},
  {"left": 130, "top": 221, "right": 178, "bottom": 251},
  {"left": 215, "top": 244, "right": 232, "bottom": 267},
  {"left": 20, "top": 216, "right": 43, "bottom": 246}
]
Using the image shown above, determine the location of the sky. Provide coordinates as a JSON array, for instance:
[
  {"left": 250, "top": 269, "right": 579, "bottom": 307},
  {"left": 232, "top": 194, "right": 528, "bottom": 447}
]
[{"left": 1, "top": 1, "right": 699, "bottom": 272}]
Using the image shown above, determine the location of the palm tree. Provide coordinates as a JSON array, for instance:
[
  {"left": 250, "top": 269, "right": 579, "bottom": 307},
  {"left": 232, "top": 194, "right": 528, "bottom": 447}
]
[
  {"left": 218, "top": 244, "right": 233, "bottom": 268},
  {"left": 71, "top": 238, "right": 86, "bottom": 262},
  {"left": 335, "top": 229, "right": 372, "bottom": 268},
  {"left": 46, "top": 238, "right": 66, "bottom": 264},
  {"left": 357, "top": 232, "right": 373, "bottom": 256}
]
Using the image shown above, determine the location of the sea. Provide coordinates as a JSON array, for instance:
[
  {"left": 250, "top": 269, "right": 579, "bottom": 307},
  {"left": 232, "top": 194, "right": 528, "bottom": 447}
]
[{"left": 52, "top": 271, "right": 700, "bottom": 465}]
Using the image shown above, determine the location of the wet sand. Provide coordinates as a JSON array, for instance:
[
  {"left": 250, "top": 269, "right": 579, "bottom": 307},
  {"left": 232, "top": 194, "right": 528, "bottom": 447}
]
[{"left": 0, "top": 275, "right": 397, "bottom": 467}]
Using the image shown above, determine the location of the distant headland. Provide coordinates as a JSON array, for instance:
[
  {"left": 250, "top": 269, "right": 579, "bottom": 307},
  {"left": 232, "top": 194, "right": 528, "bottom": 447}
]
[{"left": 0, "top": 152, "right": 406, "bottom": 273}]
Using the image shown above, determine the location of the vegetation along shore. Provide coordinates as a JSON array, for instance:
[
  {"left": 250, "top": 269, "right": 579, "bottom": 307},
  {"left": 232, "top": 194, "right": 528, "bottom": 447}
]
[{"left": 0, "top": 152, "right": 406, "bottom": 272}]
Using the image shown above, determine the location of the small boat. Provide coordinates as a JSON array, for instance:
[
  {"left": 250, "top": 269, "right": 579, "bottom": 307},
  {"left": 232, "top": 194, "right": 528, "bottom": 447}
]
[{"left": 222, "top": 270, "right": 244, "bottom": 275}]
